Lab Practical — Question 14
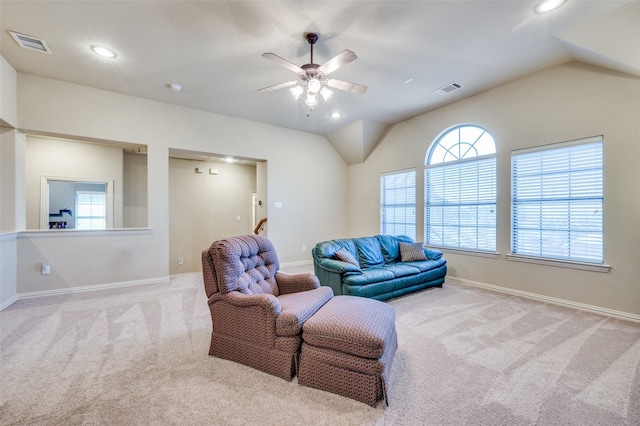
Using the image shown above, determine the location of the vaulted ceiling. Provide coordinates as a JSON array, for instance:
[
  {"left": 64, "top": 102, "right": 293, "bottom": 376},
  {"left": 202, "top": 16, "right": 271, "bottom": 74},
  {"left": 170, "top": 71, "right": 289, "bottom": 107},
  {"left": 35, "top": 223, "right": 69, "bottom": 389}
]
[{"left": 1, "top": 1, "right": 638, "bottom": 163}]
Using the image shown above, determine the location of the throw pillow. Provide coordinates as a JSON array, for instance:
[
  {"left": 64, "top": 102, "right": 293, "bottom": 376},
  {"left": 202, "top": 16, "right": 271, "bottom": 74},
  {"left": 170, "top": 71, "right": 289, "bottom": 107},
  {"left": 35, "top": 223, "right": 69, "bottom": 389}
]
[
  {"left": 399, "top": 242, "right": 428, "bottom": 262},
  {"left": 334, "top": 249, "right": 360, "bottom": 268}
]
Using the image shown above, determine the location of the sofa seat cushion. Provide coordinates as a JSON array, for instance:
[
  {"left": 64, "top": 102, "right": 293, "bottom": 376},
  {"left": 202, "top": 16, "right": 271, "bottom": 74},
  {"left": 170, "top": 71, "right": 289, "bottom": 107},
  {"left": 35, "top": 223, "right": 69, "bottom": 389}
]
[
  {"left": 342, "top": 267, "right": 395, "bottom": 285},
  {"left": 383, "top": 263, "right": 422, "bottom": 278},
  {"left": 275, "top": 286, "right": 333, "bottom": 337},
  {"left": 400, "top": 258, "right": 447, "bottom": 273}
]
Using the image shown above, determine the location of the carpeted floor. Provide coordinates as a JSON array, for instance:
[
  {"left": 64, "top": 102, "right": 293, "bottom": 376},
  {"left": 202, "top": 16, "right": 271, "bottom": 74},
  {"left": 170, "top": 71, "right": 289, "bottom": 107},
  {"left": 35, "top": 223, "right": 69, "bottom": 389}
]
[{"left": 1, "top": 271, "right": 639, "bottom": 425}]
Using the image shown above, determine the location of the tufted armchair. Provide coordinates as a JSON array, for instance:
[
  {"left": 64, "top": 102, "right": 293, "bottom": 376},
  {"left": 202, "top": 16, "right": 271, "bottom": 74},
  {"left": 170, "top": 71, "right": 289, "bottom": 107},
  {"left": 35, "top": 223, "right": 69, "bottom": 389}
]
[{"left": 202, "top": 235, "right": 333, "bottom": 380}]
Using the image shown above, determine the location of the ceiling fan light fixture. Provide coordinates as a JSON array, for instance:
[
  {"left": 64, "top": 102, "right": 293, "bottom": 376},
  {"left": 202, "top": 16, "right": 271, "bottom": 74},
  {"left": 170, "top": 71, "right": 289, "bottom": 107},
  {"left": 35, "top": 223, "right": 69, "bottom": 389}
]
[
  {"left": 307, "top": 78, "right": 322, "bottom": 93},
  {"left": 290, "top": 85, "right": 304, "bottom": 100},
  {"left": 320, "top": 87, "right": 333, "bottom": 101},
  {"left": 305, "top": 93, "right": 318, "bottom": 107}
]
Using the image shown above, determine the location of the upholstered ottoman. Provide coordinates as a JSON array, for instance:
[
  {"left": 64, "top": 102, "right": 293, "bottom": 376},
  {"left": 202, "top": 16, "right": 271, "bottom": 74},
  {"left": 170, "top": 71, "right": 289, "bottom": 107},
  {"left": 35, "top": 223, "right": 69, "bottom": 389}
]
[{"left": 298, "top": 295, "right": 397, "bottom": 407}]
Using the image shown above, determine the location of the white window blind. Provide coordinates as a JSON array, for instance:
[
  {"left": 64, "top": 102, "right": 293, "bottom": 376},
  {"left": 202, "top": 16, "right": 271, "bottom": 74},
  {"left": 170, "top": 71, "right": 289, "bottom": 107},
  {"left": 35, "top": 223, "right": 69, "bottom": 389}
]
[
  {"left": 76, "top": 191, "right": 107, "bottom": 230},
  {"left": 425, "top": 124, "right": 496, "bottom": 251},
  {"left": 511, "top": 137, "right": 603, "bottom": 263},
  {"left": 425, "top": 156, "right": 496, "bottom": 250},
  {"left": 381, "top": 170, "right": 416, "bottom": 240}
]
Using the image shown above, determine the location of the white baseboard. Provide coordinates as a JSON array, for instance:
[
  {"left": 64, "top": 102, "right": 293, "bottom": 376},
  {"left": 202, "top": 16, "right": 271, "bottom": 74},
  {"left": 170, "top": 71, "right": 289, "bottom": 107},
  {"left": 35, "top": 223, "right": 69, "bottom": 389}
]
[
  {"left": 16, "top": 276, "right": 171, "bottom": 302},
  {"left": 280, "top": 260, "right": 314, "bottom": 268},
  {"left": 447, "top": 276, "right": 640, "bottom": 323},
  {"left": 0, "top": 294, "right": 18, "bottom": 311},
  {"left": 169, "top": 271, "right": 201, "bottom": 279}
]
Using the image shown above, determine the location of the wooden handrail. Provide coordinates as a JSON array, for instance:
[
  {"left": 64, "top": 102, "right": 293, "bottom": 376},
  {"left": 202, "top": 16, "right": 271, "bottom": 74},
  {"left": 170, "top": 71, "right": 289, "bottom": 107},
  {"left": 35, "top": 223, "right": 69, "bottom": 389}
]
[{"left": 254, "top": 217, "right": 267, "bottom": 234}]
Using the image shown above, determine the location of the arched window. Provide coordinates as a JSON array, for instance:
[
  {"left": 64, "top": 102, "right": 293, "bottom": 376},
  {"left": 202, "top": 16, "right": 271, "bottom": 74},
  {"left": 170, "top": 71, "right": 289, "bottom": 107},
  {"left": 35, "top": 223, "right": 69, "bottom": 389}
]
[{"left": 425, "top": 124, "right": 496, "bottom": 251}]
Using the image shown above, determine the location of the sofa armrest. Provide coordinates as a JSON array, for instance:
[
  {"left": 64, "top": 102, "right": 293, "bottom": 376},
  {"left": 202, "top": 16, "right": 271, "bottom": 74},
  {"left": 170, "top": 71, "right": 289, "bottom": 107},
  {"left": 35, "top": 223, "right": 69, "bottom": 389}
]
[
  {"left": 313, "top": 257, "right": 362, "bottom": 274},
  {"left": 423, "top": 246, "right": 443, "bottom": 260},
  {"left": 275, "top": 272, "right": 320, "bottom": 294}
]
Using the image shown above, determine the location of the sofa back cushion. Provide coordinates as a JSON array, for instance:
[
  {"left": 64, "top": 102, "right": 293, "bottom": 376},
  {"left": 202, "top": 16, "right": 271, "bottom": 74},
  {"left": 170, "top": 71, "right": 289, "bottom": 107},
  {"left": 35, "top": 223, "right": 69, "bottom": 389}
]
[
  {"left": 354, "top": 237, "right": 385, "bottom": 268},
  {"left": 377, "top": 234, "right": 414, "bottom": 263},
  {"left": 313, "top": 239, "right": 358, "bottom": 260},
  {"left": 208, "top": 235, "right": 280, "bottom": 296}
]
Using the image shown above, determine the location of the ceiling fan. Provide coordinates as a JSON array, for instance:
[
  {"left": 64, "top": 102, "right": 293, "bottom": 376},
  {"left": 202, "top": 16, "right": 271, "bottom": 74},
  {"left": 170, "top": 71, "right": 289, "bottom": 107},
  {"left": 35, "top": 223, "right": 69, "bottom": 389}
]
[{"left": 258, "top": 33, "right": 367, "bottom": 111}]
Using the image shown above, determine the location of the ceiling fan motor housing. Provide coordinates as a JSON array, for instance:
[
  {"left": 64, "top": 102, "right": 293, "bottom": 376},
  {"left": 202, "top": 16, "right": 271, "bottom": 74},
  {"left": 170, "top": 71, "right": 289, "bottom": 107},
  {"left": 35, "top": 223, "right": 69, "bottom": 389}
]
[{"left": 305, "top": 32, "right": 319, "bottom": 45}]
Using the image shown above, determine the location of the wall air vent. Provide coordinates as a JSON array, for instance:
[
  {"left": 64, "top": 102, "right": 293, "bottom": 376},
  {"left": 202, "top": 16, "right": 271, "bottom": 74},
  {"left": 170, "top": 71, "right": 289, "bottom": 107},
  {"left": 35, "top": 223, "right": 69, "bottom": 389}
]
[
  {"left": 435, "top": 82, "right": 463, "bottom": 96},
  {"left": 8, "top": 31, "right": 52, "bottom": 54}
]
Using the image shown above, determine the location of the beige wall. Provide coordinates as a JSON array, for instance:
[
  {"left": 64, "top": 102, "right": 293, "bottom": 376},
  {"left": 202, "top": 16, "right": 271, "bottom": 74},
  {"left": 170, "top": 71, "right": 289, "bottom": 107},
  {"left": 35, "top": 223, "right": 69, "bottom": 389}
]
[
  {"left": 0, "top": 55, "right": 17, "bottom": 128},
  {"left": 11, "top": 72, "right": 348, "bottom": 294},
  {"left": 348, "top": 62, "right": 640, "bottom": 315},
  {"left": 169, "top": 158, "right": 257, "bottom": 274},
  {"left": 123, "top": 152, "right": 148, "bottom": 228},
  {"left": 25, "top": 136, "right": 125, "bottom": 229}
]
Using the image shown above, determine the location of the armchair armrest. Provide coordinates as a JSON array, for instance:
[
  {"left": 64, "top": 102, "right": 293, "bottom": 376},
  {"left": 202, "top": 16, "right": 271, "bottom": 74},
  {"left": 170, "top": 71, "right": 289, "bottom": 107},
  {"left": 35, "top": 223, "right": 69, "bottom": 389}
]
[
  {"left": 275, "top": 272, "right": 320, "bottom": 294},
  {"left": 210, "top": 291, "right": 281, "bottom": 315},
  {"left": 208, "top": 291, "right": 281, "bottom": 345}
]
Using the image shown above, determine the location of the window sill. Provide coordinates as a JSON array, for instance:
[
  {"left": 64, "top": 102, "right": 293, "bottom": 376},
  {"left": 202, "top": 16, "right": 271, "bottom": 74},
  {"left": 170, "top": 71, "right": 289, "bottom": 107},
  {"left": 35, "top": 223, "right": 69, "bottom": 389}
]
[
  {"left": 505, "top": 254, "right": 610, "bottom": 273},
  {"left": 428, "top": 246, "right": 500, "bottom": 259}
]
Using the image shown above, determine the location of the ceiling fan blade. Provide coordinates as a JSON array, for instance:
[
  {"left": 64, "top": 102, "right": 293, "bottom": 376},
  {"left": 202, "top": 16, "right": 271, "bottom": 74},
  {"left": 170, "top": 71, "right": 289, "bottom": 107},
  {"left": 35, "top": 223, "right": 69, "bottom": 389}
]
[
  {"left": 262, "top": 53, "right": 304, "bottom": 74},
  {"left": 317, "top": 50, "right": 357, "bottom": 75},
  {"left": 258, "top": 80, "right": 299, "bottom": 92},
  {"left": 327, "top": 79, "right": 367, "bottom": 95}
]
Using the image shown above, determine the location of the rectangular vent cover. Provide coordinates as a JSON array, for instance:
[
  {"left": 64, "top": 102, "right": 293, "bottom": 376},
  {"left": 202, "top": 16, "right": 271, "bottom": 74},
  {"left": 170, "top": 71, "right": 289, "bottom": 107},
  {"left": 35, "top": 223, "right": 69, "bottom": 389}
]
[
  {"left": 9, "top": 31, "right": 52, "bottom": 54},
  {"left": 435, "top": 82, "right": 463, "bottom": 96}
]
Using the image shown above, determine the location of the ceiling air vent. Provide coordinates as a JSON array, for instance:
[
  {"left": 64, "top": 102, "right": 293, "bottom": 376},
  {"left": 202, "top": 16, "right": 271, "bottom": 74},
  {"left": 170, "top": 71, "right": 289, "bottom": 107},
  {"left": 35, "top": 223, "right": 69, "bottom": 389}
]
[
  {"left": 8, "top": 31, "right": 52, "bottom": 54},
  {"left": 435, "top": 82, "right": 463, "bottom": 96}
]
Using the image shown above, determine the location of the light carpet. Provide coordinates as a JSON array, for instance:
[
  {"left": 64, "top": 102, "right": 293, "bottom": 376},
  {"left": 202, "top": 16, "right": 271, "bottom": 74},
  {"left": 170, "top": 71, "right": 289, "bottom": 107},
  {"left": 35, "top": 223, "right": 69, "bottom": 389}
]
[{"left": 1, "top": 273, "right": 639, "bottom": 425}]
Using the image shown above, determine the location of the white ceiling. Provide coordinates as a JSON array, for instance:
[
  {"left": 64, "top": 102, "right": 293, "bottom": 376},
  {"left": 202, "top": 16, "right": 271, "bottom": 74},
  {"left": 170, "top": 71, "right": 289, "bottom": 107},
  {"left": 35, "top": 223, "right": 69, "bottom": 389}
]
[{"left": 1, "top": 1, "right": 639, "bottom": 163}]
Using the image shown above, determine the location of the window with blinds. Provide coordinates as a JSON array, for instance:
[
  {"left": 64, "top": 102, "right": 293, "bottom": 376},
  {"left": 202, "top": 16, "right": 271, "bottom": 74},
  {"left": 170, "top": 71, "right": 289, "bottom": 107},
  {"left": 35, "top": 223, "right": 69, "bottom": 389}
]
[
  {"left": 76, "top": 191, "right": 107, "bottom": 230},
  {"left": 425, "top": 125, "right": 496, "bottom": 251},
  {"left": 511, "top": 136, "right": 603, "bottom": 263},
  {"left": 381, "top": 170, "right": 416, "bottom": 241}
]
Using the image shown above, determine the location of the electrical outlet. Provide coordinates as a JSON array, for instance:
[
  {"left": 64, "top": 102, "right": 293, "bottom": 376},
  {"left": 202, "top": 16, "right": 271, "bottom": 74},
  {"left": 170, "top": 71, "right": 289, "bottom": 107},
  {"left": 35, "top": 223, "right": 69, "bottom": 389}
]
[
  {"left": 302, "top": 245, "right": 306, "bottom": 252},
  {"left": 178, "top": 257, "right": 184, "bottom": 265},
  {"left": 41, "top": 263, "right": 50, "bottom": 275}
]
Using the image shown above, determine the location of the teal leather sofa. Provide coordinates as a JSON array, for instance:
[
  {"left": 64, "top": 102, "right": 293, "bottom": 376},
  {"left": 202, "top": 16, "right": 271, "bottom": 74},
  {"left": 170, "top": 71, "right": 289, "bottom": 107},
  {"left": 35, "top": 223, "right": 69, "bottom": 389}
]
[{"left": 312, "top": 235, "right": 447, "bottom": 301}]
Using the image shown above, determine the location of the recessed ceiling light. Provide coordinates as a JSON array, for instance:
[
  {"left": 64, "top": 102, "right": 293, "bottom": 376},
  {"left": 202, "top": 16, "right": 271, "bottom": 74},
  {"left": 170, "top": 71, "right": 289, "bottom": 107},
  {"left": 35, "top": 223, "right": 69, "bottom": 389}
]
[
  {"left": 330, "top": 112, "right": 341, "bottom": 119},
  {"left": 168, "top": 83, "right": 183, "bottom": 92},
  {"left": 225, "top": 157, "right": 234, "bottom": 163},
  {"left": 535, "top": 0, "right": 566, "bottom": 14},
  {"left": 90, "top": 45, "right": 117, "bottom": 58},
  {"left": 404, "top": 78, "right": 414, "bottom": 84}
]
